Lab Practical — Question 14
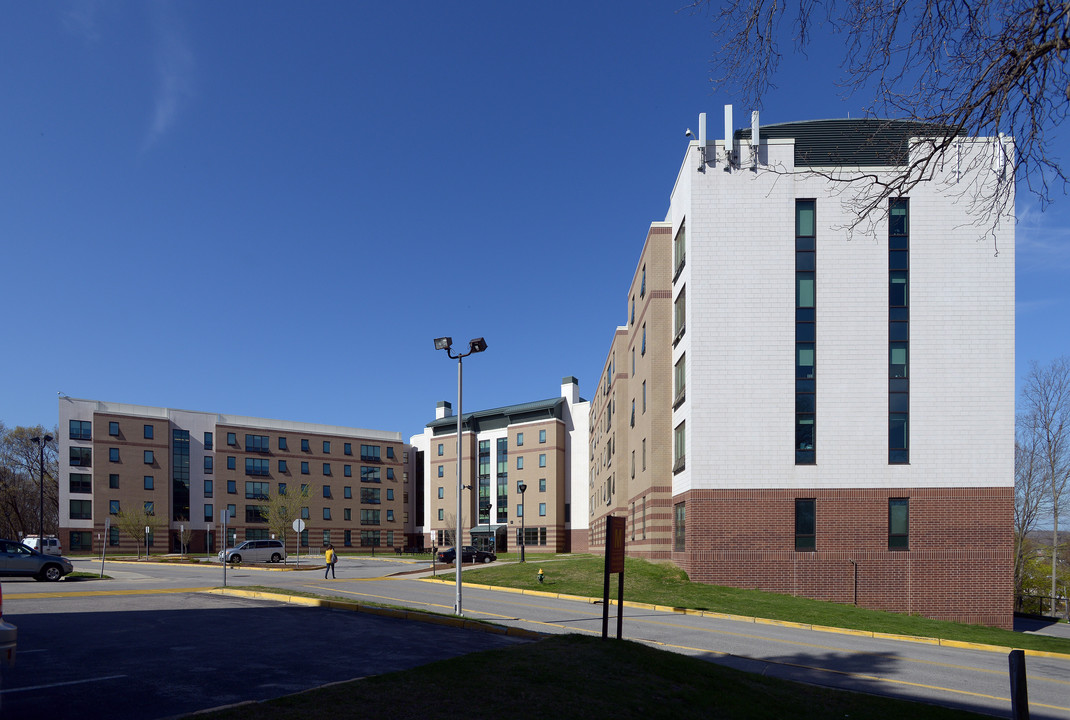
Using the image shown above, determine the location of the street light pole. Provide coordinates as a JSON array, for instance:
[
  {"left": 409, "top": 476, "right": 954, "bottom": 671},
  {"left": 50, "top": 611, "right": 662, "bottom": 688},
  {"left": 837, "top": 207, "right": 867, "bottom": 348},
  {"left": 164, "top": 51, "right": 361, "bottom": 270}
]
[
  {"left": 434, "top": 336, "right": 488, "bottom": 617},
  {"left": 518, "top": 483, "right": 527, "bottom": 563},
  {"left": 31, "top": 434, "right": 53, "bottom": 545}
]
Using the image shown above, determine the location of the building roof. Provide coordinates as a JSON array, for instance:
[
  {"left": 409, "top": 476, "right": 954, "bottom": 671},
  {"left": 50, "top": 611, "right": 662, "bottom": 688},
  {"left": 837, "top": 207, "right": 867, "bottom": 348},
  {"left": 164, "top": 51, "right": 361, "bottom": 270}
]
[
  {"left": 427, "top": 396, "right": 566, "bottom": 435},
  {"left": 735, "top": 119, "right": 959, "bottom": 167}
]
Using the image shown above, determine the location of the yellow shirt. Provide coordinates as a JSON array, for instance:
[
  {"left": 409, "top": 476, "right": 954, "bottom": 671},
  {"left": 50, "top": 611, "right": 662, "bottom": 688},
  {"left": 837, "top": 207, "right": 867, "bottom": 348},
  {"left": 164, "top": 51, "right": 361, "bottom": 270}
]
[{"left": 325, "top": 548, "right": 335, "bottom": 564}]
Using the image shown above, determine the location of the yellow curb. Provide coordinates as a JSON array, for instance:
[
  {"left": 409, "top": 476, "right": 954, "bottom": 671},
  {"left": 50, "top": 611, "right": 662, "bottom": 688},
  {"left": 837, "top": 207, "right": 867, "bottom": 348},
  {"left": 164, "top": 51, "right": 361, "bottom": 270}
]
[
  {"left": 756, "top": 618, "right": 812, "bottom": 631},
  {"left": 702, "top": 611, "right": 758, "bottom": 623},
  {"left": 522, "top": 589, "right": 560, "bottom": 599},
  {"left": 871, "top": 631, "right": 939, "bottom": 645},
  {"left": 938, "top": 639, "right": 1012, "bottom": 653}
]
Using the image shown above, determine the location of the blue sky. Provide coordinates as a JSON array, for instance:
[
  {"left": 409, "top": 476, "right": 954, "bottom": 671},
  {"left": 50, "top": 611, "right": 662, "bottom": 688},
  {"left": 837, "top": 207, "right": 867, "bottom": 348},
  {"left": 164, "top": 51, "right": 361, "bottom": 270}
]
[{"left": 3, "top": 2, "right": 1068, "bottom": 437}]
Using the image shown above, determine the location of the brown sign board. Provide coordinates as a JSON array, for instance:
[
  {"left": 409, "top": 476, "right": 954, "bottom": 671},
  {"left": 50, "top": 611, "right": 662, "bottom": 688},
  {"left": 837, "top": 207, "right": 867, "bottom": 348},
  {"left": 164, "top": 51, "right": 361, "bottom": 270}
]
[{"left": 607, "top": 515, "right": 625, "bottom": 574}]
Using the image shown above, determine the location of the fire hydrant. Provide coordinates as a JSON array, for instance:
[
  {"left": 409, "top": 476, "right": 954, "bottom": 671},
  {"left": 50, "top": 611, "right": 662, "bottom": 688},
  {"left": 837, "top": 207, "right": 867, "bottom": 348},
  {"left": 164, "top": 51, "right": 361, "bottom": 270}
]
[{"left": 537, "top": 568, "right": 545, "bottom": 584}]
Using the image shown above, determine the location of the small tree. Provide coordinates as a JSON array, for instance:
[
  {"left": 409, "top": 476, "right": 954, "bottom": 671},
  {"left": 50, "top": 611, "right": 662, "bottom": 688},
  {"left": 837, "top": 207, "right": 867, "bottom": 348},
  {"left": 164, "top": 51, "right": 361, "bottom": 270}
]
[
  {"left": 265, "top": 483, "right": 309, "bottom": 554},
  {"left": 115, "top": 506, "right": 164, "bottom": 559}
]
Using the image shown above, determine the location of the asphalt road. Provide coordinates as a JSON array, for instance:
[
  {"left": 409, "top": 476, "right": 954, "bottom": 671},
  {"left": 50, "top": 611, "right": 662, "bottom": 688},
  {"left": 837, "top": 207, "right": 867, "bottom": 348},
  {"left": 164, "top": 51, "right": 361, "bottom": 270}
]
[{"left": 3, "top": 555, "right": 1070, "bottom": 719}]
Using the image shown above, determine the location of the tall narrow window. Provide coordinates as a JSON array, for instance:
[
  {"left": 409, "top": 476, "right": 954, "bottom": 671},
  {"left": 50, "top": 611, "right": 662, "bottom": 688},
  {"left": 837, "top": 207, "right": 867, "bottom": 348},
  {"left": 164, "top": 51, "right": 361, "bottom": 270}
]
[
  {"left": 673, "top": 421, "right": 686, "bottom": 473},
  {"left": 889, "top": 498, "right": 909, "bottom": 549},
  {"left": 673, "top": 502, "right": 685, "bottom": 552},
  {"left": 673, "top": 221, "right": 686, "bottom": 277},
  {"left": 674, "top": 354, "right": 686, "bottom": 407},
  {"left": 673, "top": 288, "right": 686, "bottom": 343},
  {"left": 795, "top": 498, "right": 815, "bottom": 551},
  {"left": 889, "top": 198, "right": 910, "bottom": 464},
  {"left": 796, "top": 200, "right": 816, "bottom": 464}
]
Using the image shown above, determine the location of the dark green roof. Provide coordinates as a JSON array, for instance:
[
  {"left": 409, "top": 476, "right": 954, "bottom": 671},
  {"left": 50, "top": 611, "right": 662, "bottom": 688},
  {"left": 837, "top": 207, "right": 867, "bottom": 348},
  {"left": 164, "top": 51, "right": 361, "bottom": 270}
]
[
  {"left": 735, "top": 119, "right": 959, "bottom": 167},
  {"left": 428, "top": 397, "right": 565, "bottom": 435}
]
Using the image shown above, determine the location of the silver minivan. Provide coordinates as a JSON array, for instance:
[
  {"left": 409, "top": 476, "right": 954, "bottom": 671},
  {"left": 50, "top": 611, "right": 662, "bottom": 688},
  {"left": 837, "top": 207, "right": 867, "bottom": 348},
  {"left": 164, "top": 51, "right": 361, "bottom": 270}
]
[{"left": 217, "top": 539, "right": 286, "bottom": 564}]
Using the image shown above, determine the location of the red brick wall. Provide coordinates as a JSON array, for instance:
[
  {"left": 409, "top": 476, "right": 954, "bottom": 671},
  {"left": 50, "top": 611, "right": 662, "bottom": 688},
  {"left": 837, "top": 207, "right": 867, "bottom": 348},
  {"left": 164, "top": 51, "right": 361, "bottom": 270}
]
[{"left": 671, "top": 487, "right": 1014, "bottom": 628}]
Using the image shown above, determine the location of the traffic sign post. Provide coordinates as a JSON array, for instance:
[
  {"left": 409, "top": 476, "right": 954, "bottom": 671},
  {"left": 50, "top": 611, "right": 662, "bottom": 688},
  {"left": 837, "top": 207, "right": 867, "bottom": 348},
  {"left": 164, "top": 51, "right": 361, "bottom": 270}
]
[
  {"left": 292, "top": 519, "right": 306, "bottom": 568},
  {"left": 602, "top": 515, "right": 626, "bottom": 640},
  {"left": 100, "top": 517, "right": 110, "bottom": 578}
]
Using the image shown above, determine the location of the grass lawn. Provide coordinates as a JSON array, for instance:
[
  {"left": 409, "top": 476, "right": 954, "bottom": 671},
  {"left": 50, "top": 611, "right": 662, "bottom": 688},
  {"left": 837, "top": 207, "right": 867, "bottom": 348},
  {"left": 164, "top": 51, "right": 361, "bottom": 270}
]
[
  {"left": 190, "top": 633, "right": 991, "bottom": 720},
  {"left": 448, "top": 554, "right": 1070, "bottom": 655}
]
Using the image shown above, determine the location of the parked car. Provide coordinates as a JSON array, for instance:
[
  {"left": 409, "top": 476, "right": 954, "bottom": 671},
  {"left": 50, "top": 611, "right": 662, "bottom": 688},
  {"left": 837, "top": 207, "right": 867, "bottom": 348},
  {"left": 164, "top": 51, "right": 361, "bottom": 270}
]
[
  {"left": 436, "top": 546, "right": 496, "bottom": 565},
  {"left": 0, "top": 584, "right": 15, "bottom": 667},
  {"left": 23, "top": 535, "right": 62, "bottom": 556},
  {"left": 0, "top": 540, "right": 74, "bottom": 582},
  {"left": 217, "top": 539, "right": 286, "bottom": 564}
]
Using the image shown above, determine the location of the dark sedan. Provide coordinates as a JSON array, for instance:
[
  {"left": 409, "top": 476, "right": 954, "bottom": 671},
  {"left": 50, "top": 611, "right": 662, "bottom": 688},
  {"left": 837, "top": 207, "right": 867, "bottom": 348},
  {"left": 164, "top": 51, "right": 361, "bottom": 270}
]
[{"left": 436, "top": 546, "right": 496, "bottom": 565}]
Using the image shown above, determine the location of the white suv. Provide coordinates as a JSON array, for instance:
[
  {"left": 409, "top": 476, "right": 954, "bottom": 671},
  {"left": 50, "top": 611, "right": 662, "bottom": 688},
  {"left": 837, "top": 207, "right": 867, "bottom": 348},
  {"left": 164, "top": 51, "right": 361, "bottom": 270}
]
[{"left": 218, "top": 539, "right": 286, "bottom": 564}]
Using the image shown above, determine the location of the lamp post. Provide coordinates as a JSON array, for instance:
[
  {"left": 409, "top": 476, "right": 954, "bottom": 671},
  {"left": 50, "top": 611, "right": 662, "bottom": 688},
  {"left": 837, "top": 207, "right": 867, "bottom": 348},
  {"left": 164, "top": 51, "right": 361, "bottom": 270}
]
[
  {"left": 30, "top": 434, "right": 53, "bottom": 545},
  {"left": 518, "top": 483, "right": 527, "bottom": 563},
  {"left": 434, "top": 335, "right": 488, "bottom": 617}
]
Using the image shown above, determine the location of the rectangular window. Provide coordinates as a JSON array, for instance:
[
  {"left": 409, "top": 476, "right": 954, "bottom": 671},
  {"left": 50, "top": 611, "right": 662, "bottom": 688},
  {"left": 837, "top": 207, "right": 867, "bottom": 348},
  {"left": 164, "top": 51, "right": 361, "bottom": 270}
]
[
  {"left": 145, "top": 501, "right": 155, "bottom": 516},
  {"left": 438, "top": 486, "right": 444, "bottom": 499},
  {"left": 438, "top": 465, "right": 444, "bottom": 478},
  {"left": 245, "top": 481, "right": 269, "bottom": 500},
  {"left": 344, "top": 442, "right": 352, "bottom": 455},
  {"left": 640, "top": 265, "right": 646, "bottom": 297},
  {"left": 344, "top": 508, "right": 352, "bottom": 521},
  {"left": 227, "top": 456, "right": 236, "bottom": 470},
  {"left": 539, "top": 478, "right": 546, "bottom": 492},
  {"left": 361, "top": 466, "right": 381, "bottom": 483},
  {"left": 109, "top": 448, "right": 120, "bottom": 463},
  {"left": 323, "top": 441, "right": 331, "bottom": 453},
  {"left": 674, "top": 354, "right": 686, "bottom": 407},
  {"left": 110, "top": 473, "right": 119, "bottom": 488},
  {"left": 517, "top": 432, "right": 524, "bottom": 446},
  {"left": 796, "top": 199, "right": 817, "bottom": 465},
  {"left": 795, "top": 499, "right": 816, "bottom": 551},
  {"left": 641, "top": 324, "right": 646, "bottom": 355},
  {"left": 538, "top": 454, "right": 546, "bottom": 468},
  {"left": 673, "top": 421, "right": 686, "bottom": 473},
  {"left": 278, "top": 482, "right": 287, "bottom": 495},
  {"left": 279, "top": 436, "right": 288, "bottom": 451},
  {"left": 323, "top": 507, "right": 331, "bottom": 520},
  {"left": 323, "top": 485, "right": 332, "bottom": 498},
  {"left": 144, "top": 450, "right": 154, "bottom": 465},
  {"left": 227, "top": 432, "right": 237, "bottom": 446},
  {"left": 386, "top": 468, "right": 394, "bottom": 479},
  {"left": 144, "top": 424, "right": 154, "bottom": 439},
  {"left": 539, "top": 503, "right": 546, "bottom": 516},
  {"left": 69, "top": 420, "right": 92, "bottom": 440},
  {"left": 889, "top": 498, "right": 909, "bottom": 550},
  {"left": 301, "top": 462, "right": 309, "bottom": 475},
  {"left": 360, "top": 509, "right": 380, "bottom": 525},
  {"left": 386, "top": 446, "right": 394, "bottom": 459},
  {"left": 204, "top": 504, "right": 213, "bottom": 522},
  {"left": 889, "top": 198, "right": 910, "bottom": 464},
  {"left": 108, "top": 421, "right": 119, "bottom": 437},
  {"left": 279, "top": 460, "right": 288, "bottom": 473},
  {"left": 245, "top": 458, "right": 269, "bottom": 476},
  {"left": 144, "top": 475, "right": 154, "bottom": 490},
  {"left": 386, "top": 488, "right": 394, "bottom": 500},
  {"left": 204, "top": 479, "right": 213, "bottom": 497},
  {"left": 361, "top": 487, "right": 381, "bottom": 504},
  {"left": 361, "top": 445, "right": 381, "bottom": 462},
  {"left": 674, "top": 221, "right": 686, "bottom": 277},
  {"left": 539, "top": 429, "right": 546, "bottom": 443},
  {"left": 438, "top": 443, "right": 444, "bottom": 456},
  {"left": 69, "top": 473, "right": 91, "bottom": 494},
  {"left": 438, "top": 508, "right": 444, "bottom": 521},
  {"left": 323, "top": 463, "right": 332, "bottom": 476},
  {"left": 70, "top": 500, "right": 92, "bottom": 519},
  {"left": 642, "top": 381, "right": 646, "bottom": 413},
  {"left": 344, "top": 486, "right": 352, "bottom": 499},
  {"left": 301, "top": 439, "right": 310, "bottom": 452},
  {"left": 110, "top": 500, "right": 120, "bottom": 515},
  {"left": 673, "top": 502, "right": 685, "bottom": 552},
  {"left": 344, "top": 464, "right": 352, "bottom": 477},
  {"left": 516, "top": 457, "right": 524, "bottom": 470},
  {"left": 228, "top": 504, "right": 236, "bottom": 519},
  {"left": 245, "top": 435, "right": 270, "bottom": 453},
  {"left": 227, "top": 480, "right": 236, "bottom": 494},
  {"left": 204, "top": 455, "right": 213, "bottom": 474},
  {"left": 204, "top": 431, "right": 213, "bottom": 450},
  {"left": 301, "top": 506, "right": 309, "bottom": 519},
  {"left": 245, "top": 505, "right": 267, "bottom": 523},
  {"left": 516, "top": 504, "right": 523, "bottom": 517}
]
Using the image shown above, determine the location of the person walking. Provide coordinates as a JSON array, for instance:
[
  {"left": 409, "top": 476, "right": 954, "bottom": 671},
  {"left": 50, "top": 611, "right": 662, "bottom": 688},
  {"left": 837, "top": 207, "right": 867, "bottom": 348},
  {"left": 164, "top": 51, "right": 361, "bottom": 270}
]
[{"left": 324, "top": 544, "right": 336, "bottom": 579}]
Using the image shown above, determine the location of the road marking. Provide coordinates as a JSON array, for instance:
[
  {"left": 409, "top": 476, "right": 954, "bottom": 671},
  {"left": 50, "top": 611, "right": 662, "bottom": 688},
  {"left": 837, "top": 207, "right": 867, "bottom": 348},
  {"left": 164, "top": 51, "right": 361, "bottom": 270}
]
[
  {"left": 4, "top": 587, "right": 215, "bottom": 600},
  {"left": 0, "top": 675, "right": 128, "bottom": 694}
]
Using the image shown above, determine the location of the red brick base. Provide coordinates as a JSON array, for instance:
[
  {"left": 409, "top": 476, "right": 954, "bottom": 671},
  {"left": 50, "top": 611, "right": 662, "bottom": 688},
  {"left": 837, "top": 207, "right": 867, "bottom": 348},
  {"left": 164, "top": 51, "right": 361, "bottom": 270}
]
[{"left": 671, "top": 487, "right": 1014, "bottom": 628}]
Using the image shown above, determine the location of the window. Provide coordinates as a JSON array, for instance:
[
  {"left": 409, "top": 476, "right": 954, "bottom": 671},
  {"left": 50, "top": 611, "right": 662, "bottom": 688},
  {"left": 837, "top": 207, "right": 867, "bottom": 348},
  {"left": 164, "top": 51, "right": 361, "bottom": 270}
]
[
  {"left": 361, "top": 445, "right": 381, "bottom": 462},
  {"left": 673, "top": 421, "right": 686, "bottom": 473},
  {"left": 889, "top": 198, "right": 910, "bottom": 464},
  {"left": 438, "top": 508, "right": 444, "bottom": 521},
  {"left": 438, "top": 465, "right": 444, "bottom": 478},
  {"left": 70, "top": 499, "right": 92, "bottom": 519},
  {"left": 204, "top": 432, "right": 213, "bottom": 450},
  {"left": 244, "top": 481, "right": 269, "bottom": 499},
  {"left": 144, "top": 424, "right": 154, "bottom": 439},
  {"left": 630, "top": 400, "right": 635, "bottom": 428},
  {"left": 323, "top": 485, "right": 332, "bottom": 498},
  {"left": 539, "top": 503, "right": 546, "bottom": 516},
  {"left": 361, "top": 487, "right": 381, "bottom": 504},
  {"left": 642, "top": 439, "right": 646, "bottom": 471},
  {"left": 145, "top": 501, "right": 155, "bottom": 516},
  {"left": 438, "top": 486, "right": 444, "bottom": 499},
  {"left": 387, "top": 509, "right": 394, "bottom": 522},
  {"left": 323, "top": 441, "right": 331, "bottom": 453},
  {"left": 279, "top": 436, "right": 288, "bottom": 451},
  {"left": 204, "top": 504, "right": 213, "bottom": 522},
  {"left": 386, "top": 447, "right": 394, "bottom": 459},
  {"left": 69, "top": 420, "right": 92, "bottom": 440},
  {"left": 673, "top": 503, "right": 685, "bottom": 552},
  {"left": 278, "top": 460, "right": 288, "bottom": 473},
  {"left": 641, "top": 323, "right": 646, "bottom": 355},
  {"left": 386, "top": 488, "right": 394, "bottom": 500},
  {"left": 301, "top": 439, "right": 310, "bottom": 452},
  {"left": 109, "top": 527, "right": 120, "bottom": 546},
  {"left": 227, "top": 432, "right": 237, "bottom": 446},
  {"left": 795, "top": 499, "right": 816, "bottom": 551},
  {"left": 205, "top": 479, "right": 213, "bottom": 497},
  {"left": 674, "top": 288, "right": 686, "bottom": 342},
  {"left": 889, "top": 498, "right": 909, "bottom": 550},
  {"left": 539, "top": 454, "right": 546, "bottom": 468},
  {"left": 245, "top": 505, "right": 266, "bottom": 523},
  {"left": 344, "top": 442, "right": 352, "bottom": 455},
  {"left": 344, "top": 508, "right": 352, "bottom": 521},
  {"left": 674, "top": 354, "right": 686, "bottom": 407},
  {"left": 640, "top": 264, "right": 646, "bottom": 297},
  {"left": 386, "top": 468, "right": 394, "bottom": 479},
  {"left": 110, "top": 500, "right": 120, "bottom": 515},
  {"left": 539, "top": 429, "right": 546, "bottom": 444},
  {"left": 539, "top": 478, "right": 546, "bottom": 492},
  {"left": 344, "top": 486, "right": 352, "bottom": 499},
  {"left": 227, "top": 456, "right": 236, "bottom": 470},
  {"left": 144, "top": 450, "right": 154, "bottom": 465},
  {"left": 674, "top": 221, "right": 686, "bottom": 276},
  {"left": 301, "top": 462, "right": 309, "bottom": 475},
  {"left": 144, "top": 475, "right": 154, "bottom": 490},
  {"left": 109, "top": 448, "right": 120, "bottom": 463},
  {"left": 109, "top": 474, "right": 119, "bottom": 489},
  {"left": 517, "top": 432, "right": 524, "bottom": 446},
  {"left": 323, "top": 463, "right": 332, "bottom": 476},
  {"left": 323, "top": 508, "right": 331, "bottom": 520},
  {"left": 278, "top": 482, "right": 287, "bottom": 495},
  {"left": 228, "top": 504, "right": 236, "bottom": 518},
  {"left": 630, "top": 295, "right": 635, "bottom": 325},
  {"left": 109, "top": 421, "right": 119, "bottom": 437},
  {"left": 361, "top": 509, "right": 380, "bottom": 525},
  {"left": 227, "top": 480, "right": 237, "bottom": 494},
  {"left": 70, "top": 473, "right": 91, "bottom": 494},
  {"left": 361, "top": 530, "right": 380, "bottom": 546},
  {"left": 361, "top": 466, "right": 381, "bottom": 483},
  {"left": 344, "top": 464, "right": 352, "bottom": 477},
  {"left": 438, "top": 443, "right": 444, "bottom": 456},
  {"left": 516, "top": 457, "right": 524, "bottom": 470},
  {"left": 246, "top": 435, "right": 270, "bottom": 453},
  {"left": 301, "top": 506, "right": 310, "bottom": 519},
  {"left": 204, "top": 456, "right": 213, "bottom": 474},
  {"left": 517, "top": 504, "right": 523, "bottom": 517},
  {"left": 796, "top": 199, "right": 817, "bottom": 465}
]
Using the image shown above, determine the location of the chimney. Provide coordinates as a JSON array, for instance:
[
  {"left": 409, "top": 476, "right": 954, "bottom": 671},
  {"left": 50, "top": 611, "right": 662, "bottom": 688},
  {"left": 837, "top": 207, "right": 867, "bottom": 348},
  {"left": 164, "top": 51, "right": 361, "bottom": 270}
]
[
  {"left": 436, "top": 401, "right": 452, "bottom": 420},
  {"left": 561, "top": 376, "right": 580, "bottom": 404}
]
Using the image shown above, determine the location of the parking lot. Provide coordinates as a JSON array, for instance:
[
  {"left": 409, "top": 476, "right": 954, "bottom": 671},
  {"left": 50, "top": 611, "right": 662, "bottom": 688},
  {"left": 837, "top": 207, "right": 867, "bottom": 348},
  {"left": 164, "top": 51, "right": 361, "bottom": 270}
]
[{"left": 0, "top": 588, "right": 524, "bottom": 719}]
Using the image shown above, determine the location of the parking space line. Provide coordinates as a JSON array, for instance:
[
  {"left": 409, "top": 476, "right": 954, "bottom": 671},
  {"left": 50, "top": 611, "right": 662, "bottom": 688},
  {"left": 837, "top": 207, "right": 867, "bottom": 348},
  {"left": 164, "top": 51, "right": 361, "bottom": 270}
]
[{"left": 0, "top": 675, "right": 128, "bottom": 694}]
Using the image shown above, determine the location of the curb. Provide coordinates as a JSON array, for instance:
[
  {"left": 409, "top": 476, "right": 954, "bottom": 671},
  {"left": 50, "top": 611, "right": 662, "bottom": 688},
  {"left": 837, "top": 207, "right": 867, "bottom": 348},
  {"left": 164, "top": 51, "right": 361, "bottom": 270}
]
[
  {"left": 204, "top": 587, "right": 543, "bottom": 640},
  {"left": 417, "top": 577, "right": 1070, "bottom": 661}
]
